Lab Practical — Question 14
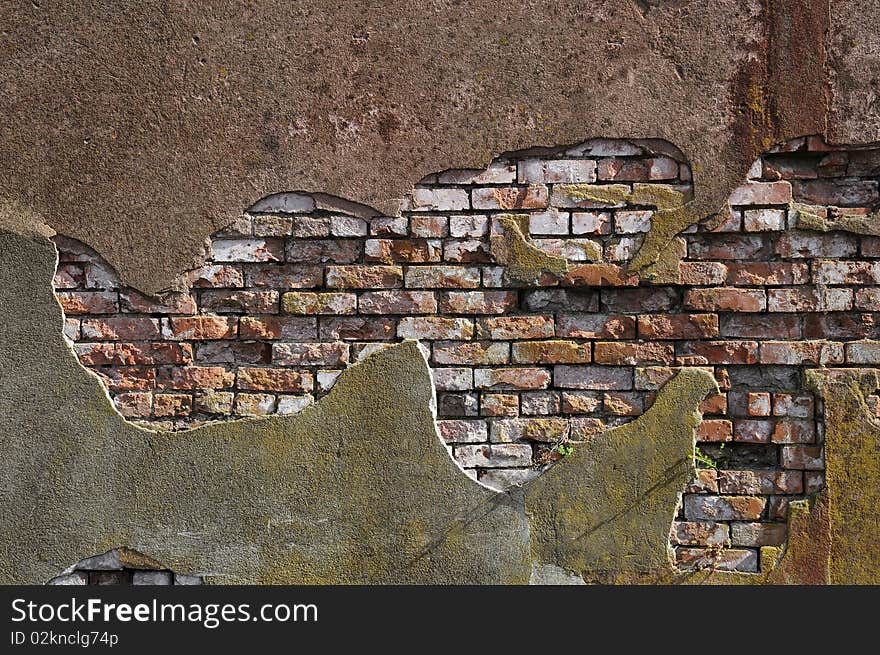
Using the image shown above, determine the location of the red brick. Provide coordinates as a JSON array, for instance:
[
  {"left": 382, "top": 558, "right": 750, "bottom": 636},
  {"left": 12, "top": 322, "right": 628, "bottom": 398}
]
[
  {"left": 771, "top": 419, "right": 816, "bottom": 444},
  {"left": 453, "top": 444, "right": 532, "bottom": 468},
  {"left": 119, "top": 343, "right": 192, "bottom": 365},
  {"left": 603, "top": 392, "right": 644, "bottom": 416},
  {"left": 233, "top": 393, "right": 277, "bottom": 416},
  {"left": 854, "top": 288, "right": 880, "bottom": 310},
  {"left": 432, "top": 341, "right": 509, "bottom": 365},
  {"left": 410, "top": 215, "right": 449, "bottom": 237},
  {"left": 671, "top": 521, "right": 729, "bottom": 546},
  {"left": 358, "top": 291, "right": 437, "bottom": 315},
  {"left": 162, "top": 317, "right": 237, "bottom": 340},
  {"left": 437, "top": 420, "right": 488, "bottom": 444},
  {"left": 687, "top": 235, "right": 767, "bottom": 260},
  {"left": 252, "top": 215, "right": 292, "bottom": 237},
  {"left": 768, "top": 287, "right": 852, "bottom": 312},
  {"left": 728, "top": 181, "right": 792, "bottom": 205},
  {"left": 792, "top": 179, "right": 878, "bottom": 205},
  {"left": 733, "top": 419, "right": 773, "bottom": 443},
  {"left": 594, "top": 341, "right": 674, "bottom": 365},
  {"left": 199, "top": 290, "right": 279, "bottom": 313},
  {"left": 404, "top": 266, "right": 480, "bottom": 289},
  {"left": 119, "top": 290, "right": 197, "bottom": 314},
  {"left": 319, "top": 317, "right": 395, "bottom": 340},
  {"left": 442, "top": 240, "right": 493, "bottom": 263},
  {"left": 561, "top": 263, "right": 639, "bottom": 286},
  {"left": 439, "top": 291, "right": 517, "bottom": 315},
  {"left": 364, "top": 239, "right": 441, "bottom": 263},
  {"left": 696, "top": 419, "right": 733, "bottom": 442},
  {"left": 813, "top": 260, "right": 880, "bottom": 285},
  {"left": 325, "top": 265, "right": 403, "bottom": 289},
  {"left": 760, "top": 340, "right": 843, "bottom": 365},
  {"left": 685, "top": 469, "right": 719, "bottom": 494},
  {"left": 718, "top": 470, "right": 803, "bottom": 495},
  {"left": 287, "top": 239, "right": 361, "bottom": 264},
  {"left": 675, "top": 548, "right": 758, "bottom": 572},
  {"left": 56, "top": 291, "right": 118, "bottom": 315},
  {"left": 187, "top": 264, "right": 244, "bottom": 288},
  {"left": 431, "top": 368, "right": 473, "bottom": 392},
  {"left": 746, "top": 392, "right": 771, "bottom": 416},
  {"left": 471, "top": 186, "right": 549, "bottom": 210},
  {"left": 679, "top": 261, "right": 727, "bottom": 285},
  {"left": 490, "top": 417, "right": 567, "bottom": 442},
  {"left": 245, "top": 265, "right": 323, "bottom": 289},
  {"left": 474, "top": 368, "right": 551, "bottom": 390},
  {"left": 153, "top": 394, "right": 192, "bottom": 418},
  {"left": 637, "top": 314, "right": 718, "bottom": 339},
  {"left": 481, "top": 394, "right": 520, "bottom": 417},
  {"left": 553, "top": 365, "right": 632, "bottom": 390},
  {"left": 115, "top": 392, "right": 153, "bottom": 418},
  {"left": 684, "top": 288, "right": 766, "bottom": 312},
  {"left": 476, "top": 316, "right": 555, "bottom": 340},
  {"left": 211, "top": 238, "right": 284, "bottom": 262},
  {"left": 80, "top": 317, "right": 160, "bottom": 340},
  {"left": 683, "top": 495, "right": 766, "bottom": 520},
  {"left": 730, "top": 522, "right": 787, "bottom": 547},
  {"left": 804, "top": 313, "right": 880, "bottom": 339},
  {"left": 780, "top": 445, "right": 824, "bottom": 470},
  {"left": 775, "top": 233, "right": 857, "bottom": 258},
  {"left": 556, "top": 313, "right": 636, "bottom": 339},
  {"left": 272, "top": 342, "right": 350, "bottom": 367},
  {"left": 561, "top": 391, "right": 602, "bottom": 414},
  {"left": 700, "top": 393, "right": 728, "bottom": 415},
  {"left": 773, "top": 393, "right": 814, "bottom": 418},
  {"left": 397, "top": 317, "right": 473, "bottom": 340},
  {"left": 96, "top": 367, "right": 156, "bottom": 391},
  {"left": 238, "top": 316, "right": 317, "bottom": 340},
  {"left": 725, "top": 262, "right": 808, "bottom": 286},
  {"left": 194, "top": 341, "right": 268, "bottom": 365},
  {"left": 719, "top": 314, "right": 801, "bottom": 339},
  {"left": 237, "top": 367, "right": 313, "bottom": 393},
  {"left": 512, "top": 340, "right": 591, "bottom": 364},
  {"left": 742, "top": 208, "right": 785, "bottom": 231},
  {"left": 676, "top": 341, "right": 758, "bottom": 365},
  {"left": 54, "top": 263, "right": 85, "bottom": 289},
  {"left": 281, "top": 292, "right": 357, "bottom": 315},
  {"left": 156, "top": 366, "right": 234, "bottom": 390}
]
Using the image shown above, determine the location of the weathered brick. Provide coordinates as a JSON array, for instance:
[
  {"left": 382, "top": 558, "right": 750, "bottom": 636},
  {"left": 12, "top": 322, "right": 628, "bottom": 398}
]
[
  {"left": 404, "top": 266, "right": 480, "bottom": 289},
  {"left": 237, "top": 367, "right": 313, "bottom": 393},
  {"left": 80, "top": 317, "right": 160, "bottom": 340},
  {"left": 696, "top": 420, "right": 733, "bottom": 442},
  {"left": 319, "top": 316, "right": 395, "bottom": 340},
  {"left": 512, "top": 340, "right": 591, "bottom": 364},
  {"left": 156, "top": 366, "right": 234, "bottom": 390},
  {"left": 277, "top": 395, "right": 313, "bottom": 415},
  {"left": 239, "top": 316, "right": 317, "bottom": 340},
  {"left": 679, "top": 261, "right": 728, "bottom": 285},
  {"left": 728, "top": 181, "right": 792, "bottom": 205},
  {"left": 119, "top": 290, "right": 197, "bottom": 314},
  {"left": 683, "top": 495, "right": 766, "bottom": 521},
  {"left": 83, "top": 264, "right": 117, "bottom": 290},
  {"left": 481, "top": 393, "right": 519, "bottom": 416},
  {"left": 615, "top": 210, "right": 653, "bottom": 234},
  {"left": 118, "top": 342, "right": 193, "bottom": 365},
  {"left": 687, "top": 234, "right": 768, "bottom": 260},
  {"left": 733, "top": 419, "right": 773, "bottom": 443},
  {"left": 115, "top": 392, "right": 153, "bottom": 417},
  {"left": 684, "top": 287, "right": 766, "bottom": 312},
  {"left": 671, "top": 521, "right": 729, "bottom": 546},
  {"left": 522, "top": 289, "right": 598, "bottom": 313},
  {"left": 438, "top": 393, "right": 478, "bottom": 417},
  {"left": 364, "top": 238, "right": 441, "bottom": 263},
  {"left": 792, "top": 179, "right": 879, "bottom": 205},
  {"left": 767, "top": 287, "right": 853, "bottom": 312},
  {"left": 855, "top": 288, "right": 880, "bottom": 310},
  {"left": 719, "top": 314, "right": 801, "bottom": 339},
  {"left": 287, "top": 239, "right": 361, "bottom": 264},
  {"left": 54, "top": 263, "right": 85, "bottom": 289},
  {"left": 442, "top": 239, "right": 493, "bottom": 263},
  {"left": 431, "top": 368, "right": 473, "bottom": 391},
  {"left": 685, "top": 469, "right": 719, "bottom": 494},
  {"left": 518, "top": 158, "right": 597, "bottom": 184},
  {"left": 453, "top": 444, "right": 532, "bottom": 468},
  {"left": 730, "top": 522, "right": 787, "bottom": 547},
  {"left": 742, "top": 208, "right": 786, "bottom": 231},
  {"left": 760, "top": 340, "right": 843, "bottom": 365},
  {"left": 448, "top": 215, "right": 489, "bottom": 238},
  {"left": 771, "top": 419, "right": 816, "bottom": 443},
  {"left": 603, "top": 392, "right": 644, "bottom": 416},
  {"left": 272, "top": 342, "right": 350, "bottom": 367},
  {"left": 153, "top": 394, "right": 192, "bottom": 418},
  {"left": 773, "top": 393, "right": 814, "bottom": 418},
  {"left": 675, "top": 547, "right": 758, "bottom": 572},
  {"left": 677, "top": 341, "right": 758, "bottom": 365},
  {"left": 234, "top": 393, "right": 276, "bottom": 416},
  {"left": 57, "top": 291, "right": 118, "bottom": 315},
  {"left": 521, "top": 391, "right": 561, "bottom": 415},
  {"left": 474, "top": 367, "right": 551, "bottom": 390},
  {"left": 405, "top": 187, "right": 469, "bottom": 211},
  {"left": 329, "top": 215, "right": 368, "bottom": 237},
  {"left": 211, "top": 238, "right": 284, "bottom": 262},
  {"left": 476, "top": 316, "right": 555, "bottom": 340},
  {"left": 433, "top": 341, "right": 509, "bottom": 365},
  {"left": 775, "top": 232, "right": 858, "bottom": 258},
  {"left": 325, "top": 265, "right": 403, "bottom": 289},
  {"left": 637, "top": 314, "right": 719, "bottom": 339},
  {"left": 746, "top": 392, "right": 771, "bottom": 416},
  {"left": 534, "top": 237, "right": 603, "bottom": 262},
  {"left": 571, "top": 211, "right": 612, "bottom": 235},
  {"left": 199, "top": 290, "right": 279, "bottom": 313},
  {"left": 561, "top": 391, "right": 602, "bottom": 414},
  {"left": 594, "top": 341, "right": 674, "bottom": 365},
  {"left": 316, "top": 370, "right": 341, "bottom": 392},
  {"left": 440, "top": 291, "right": 518, "bottom": 314},
  {"left": 96, "top": 367, "right": 156, "bottom": 391},
  {"left": 603, "top": 236, "right": 641, "bottom": 262},
  {"left": 553, "top": 365, "right": 632, "bottom": 390},
  {"left": 479, "top": 469, "right": 538, "bottom": 490},
  {"left": 700, "top": 393, "right": 728, "bottom": 415},
  {"left": 725, "top": 262, "right": 809, "bottom": 286},
  {"left": 562, "top": 263, "right": 640, "bottom": 286},
  {"left": 813, "top": 260, "right": 880, "bottom": 285},
  {"left": 187, "top": 264, "right": 244, "bottom": 288},
  {"left": 281, "top": 292, "right": 357, "bottom": 315},
  {"left": 528, "top": 209, "right": 569, "bottom": 235},
  {"left": 556, "top": 315, "right": 637, "bottom": 341},
  {"left": 408, "top": 215, "right": 448, "bottom": 238},
  {"left": 601, "top": 287, "right": 678, "bottom": 313},
  {"left": 252, "top": 215, "right": 292, "bottom": 237},
  {"left": 369, "top": 216, "right": 408, "bottom": 236},
  {"left": 395, "top": 316, "right": 472, "bottom": 340},
  {"left": 471, "top": 185, "right": 549, "bottom": 210},
  {"left": 634, "top": 366, "right": 676, "bottom": 390},
  {"left": 437, "top": 420, "right": 488, "bottom": 444},
  {"left": 490, "top": 418, "right": 568, "bottom": 442},
  {"left": 718, "top": 469, "right": 803, "bottom": 494},
  {"left": 358, "top": 290, "right": 437, "bottom": 314},
  {"left": 162, "top": 316, "right": 237, "bottom": 340},
  {"left": 436, "top": 162, "right": 517, "bottom": 185},
  {"left": 194, "top": 391, "right": 235, "bottom": 415},
  {"left": 291, "top": 216, "right": 330, "bottom": 238},
  {"left": 780, "top": 445, "right": 824, "bottom": 469},
  {"left": 245, "top": 264, "right": 323, "bottom": 289}
]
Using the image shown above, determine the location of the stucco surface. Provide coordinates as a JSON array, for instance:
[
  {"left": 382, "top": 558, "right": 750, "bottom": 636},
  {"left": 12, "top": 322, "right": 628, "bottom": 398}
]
[{"left": 2, "top": 1, "right": 864, "bottom": 294}]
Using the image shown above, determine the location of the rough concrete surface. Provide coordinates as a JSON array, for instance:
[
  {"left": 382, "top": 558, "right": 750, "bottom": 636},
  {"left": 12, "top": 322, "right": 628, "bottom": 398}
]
[{"left": 3, "top": 1, "right": 873, "bottom": 293}]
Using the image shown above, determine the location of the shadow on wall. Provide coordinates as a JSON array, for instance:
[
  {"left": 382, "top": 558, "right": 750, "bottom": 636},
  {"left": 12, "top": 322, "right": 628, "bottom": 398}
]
[{"left": 49, "top": 548, "right": 202, "bottom": 586}]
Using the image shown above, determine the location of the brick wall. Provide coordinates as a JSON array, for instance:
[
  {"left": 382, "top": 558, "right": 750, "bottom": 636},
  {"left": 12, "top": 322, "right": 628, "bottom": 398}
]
[{"left": 52, "top": 135, "right": 880, "bottom": 574}]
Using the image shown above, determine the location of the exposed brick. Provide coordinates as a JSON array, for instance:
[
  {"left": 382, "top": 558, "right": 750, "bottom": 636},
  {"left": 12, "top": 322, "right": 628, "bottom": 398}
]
[
  {"left": 767, "top": 287, "right": 853, "bottom": 312},
  {"left": 518, "top": 158, "right": 597, "bottom": 184},
  {"left": 156, "top": 366, "right": 234, "bottom": 390},
  {"left": 277, "top": 395, "right": 314, "bottom": 415},
  {"left": 80, "top": 317, "right": 160, "bottom": 341},
  {"left": 675, "top": 547, "right": 758, "bottom": 572},
  {"left": 474, "top": 367, "right": 551, "bottom": 390},
  {"left": 115, "top": 392, "right": 153, "bottom": 418},
  {"left": 433, "top": 341, "right": 509, "bottom": 366},
  {"left": 637, "top": 314, "right": 719, "bottom": 339},
  {"left": 775, "top": 232, "right": 858, "bottom": 258},
  {"left": 594, "top": 341, "right": 674, "bottom": 365},
  {"left": 252, "top": 215, "right": 292, "bottom": 237},
  {"left": 718, "top": 470, "right": 803, "bottom": 495},
  {"left": 771, "top": 419, "right": 816, "bottom": 444},
  {"left": 236, "top": 367, "right": 313, "bottom": 393},
  {"left": 245, "top": 265, "right": 323, "bottom": 289},
  {"left": 728, "top": 181, "right": 792, "bottom": 205},
  {"left": 700, "top": 393, "right": 728, "bottom": 415},
  {"left": 725, "top": 262, "right": 809, "bottom": 286},
  {"left": 436, "top": 162, "right": 516, "bottom": 185},
  {"left": 671, "top": 521, "right": 729, "bottom": 546},
  {"left": 780, "top": 445, "right": 824, "bottom": 470},
  {"left": 634, "top": 366, "right": 676, "bottom": 390},
  {"left": 272, "top": 342, "right": 350, "bottom": 367},
  {"left": 561, "top": 391, "right": 602, "bottom": 414},
  {"left": 813, "top": 260, "right": 880, "bottom": 285},
  {"left": 194, "top": 341, "right": 267, "bottom": 365},
  {"left": 553, "top": 365, "right": 632, "bottom": 390},
  {"left": 329, "top": 215, "right": 368, "bottom": 237},
  {"left": 57, "top": 291, "right": 118, "bottom": 315},
  {"left": 238, "top": 316, "right": 317, "bottom": 340},
  {"left": 287, "top": 239, "right": 361, "bottom": 264},
  {"left": 603, "top": 392, "right": 644, "bottom": 416},
  {"left": 746, "top": 392, "right": 771, "bottom": 416},
  {"left": 187, "top": 264, "right": 244, "bottom": 288},
  {"left": 696, "top": 420, "right": 733, "bottom": 442},
  {"left": 571, "top": 211, "right": 612, "bottom": 235},
  {"left": 471, "top": 185, "right": 549, "bottom": 210},
  {"left": 211, "top": 238, "right": 284, "bottom": 263},
  {"left": 683, "top": 495, "right": 766, "bottom": 521},
  {"left": 162, "top": 317, "right": 237, "bottom": 340},
  {"left": 291, "top": 216, "right": 330, "bottom": 238},
  {"left": 404, "top": 266, "right": 480, "bottom": 289},
  {"left": 476, "top": 316, "right": 555, "bottom": 340},
  {"left": 855, "top": 288, "right": 880, "bottom": 310},
  {"left": 677, "top": 341, "right": 758, "bottom": 365},
  {"left": 437, "top": 420, "right": 487, "bottom": 444},
  {"left": 687, "top": 234, "right": 768, "bottom": 260},
  {"left": 359, "top": 290, "right": 437, "bottom": 314},
  {"left": 96, "top": 367, "right": 156, "bottom": 391},
  {"left": 405, "top": 187, "right": 469, "bottom": 211},
  {"left": 685, "top": 469, "right": 719, "bottom": 494},
  {"left": 200, "top": 290, "right": 279, "bottom": 313},
  {"left": 440, "top": 291, "right": 518, "bottom": 314},
  {"left": 448, "top": 215, "right": 489, "bottom": 238},
  {"left": 431, "top": 368, "right": 473, "bottom": 392},
  {"left": 369, "top": 216, "right": 408, "bottom": 236},
  {"left": 453, "top": 444, "right": 532, "bottom": 468},
  {"left": 601, "top": 287, "right": 678, "bottom": 313},
  {"left": 561, "top": 263, "right": 640, "bottom": 286},
  {"left": 733, "top": 419, "right": 773, "bottom": 443},
  {"left": 679, "top": 261, "right": 728, "bottom": 285},
  {"left": 792, "top": 179, "right": 879, "bottom": 205},
  {"left": 234, "top": 393, "right": 276, "bottom": 416},
  {"left": 773, "top": 393, "right": 814, "bottom": 418},
  {"left": 153, "top": 394, "right": 192, "bottom": 418},
  {"left": 719, "top": 314, "right": 801, "bottom": 339},
  {"left": 490, "top": 418, "right": 568, "bottom": 442},
  {"left": 534, "top": 237, "right": 603, "bottom": 262},
  {"left": 281, "top": 292, "right": 357, "bottom": 315},
  {"left": 54, "top": 263, "right": 84, "bottom": 289},
  {"left": 316, "top": 317, "right": 393, "bottom": 340},
  {"left": 442, "top": 240, "right": 493, "bottom": 263},
  {"left": 119, "top": 290, "right": 197, "bottom": 314},
  {"left": 760, "top": 340, "right": 843, "bottom": 365},
  {"left": 730, "top": 522, "right": 787, "bottom": 547},
  {"left": 522, "top": 289, "right": 598, "bottom": 312},
  {"left": 743, "top": 208, "right": 786, "bottom": 231},
  {"left": 527, "top": 209, "right": 569, "bottom": 235},
  {"left": 512, "top": 340, "right": 591, "bottom": 364},
  {"left": 684, "top": 287, "right": 766, "bottom": 312},
  {"left": 481, "top": 393, "right": 519, "bottom": 417},
  {"left": 615, "top": 210, "right": 653, "bottom": 234},
  {"left": 325, "top": 265, "right": 403, "bottom": 289}
]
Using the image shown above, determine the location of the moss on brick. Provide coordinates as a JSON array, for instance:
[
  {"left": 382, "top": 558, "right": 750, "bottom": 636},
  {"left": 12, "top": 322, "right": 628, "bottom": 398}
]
[{"left": 490, "top": 215, "right": 569, "bottom": 285}]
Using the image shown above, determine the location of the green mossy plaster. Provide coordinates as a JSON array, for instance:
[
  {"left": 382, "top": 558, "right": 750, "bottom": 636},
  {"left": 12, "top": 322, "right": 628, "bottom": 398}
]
[{"left": 490, "top": 215, "right": 571, "bottom": 285}]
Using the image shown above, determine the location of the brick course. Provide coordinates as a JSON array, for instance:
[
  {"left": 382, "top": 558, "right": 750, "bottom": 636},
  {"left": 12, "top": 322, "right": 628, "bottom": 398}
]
[{"left": 53, "top": 136, "right": 880, "bottom": 573}]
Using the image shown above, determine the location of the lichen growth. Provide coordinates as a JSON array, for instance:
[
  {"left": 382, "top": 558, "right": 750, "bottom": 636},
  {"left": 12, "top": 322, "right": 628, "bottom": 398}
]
[
  {"left": 490, "top": 215, "right": 570, "bottom": 285},
  {"left": 792, "top": 202, "right": 880, "bottom": 236}
]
